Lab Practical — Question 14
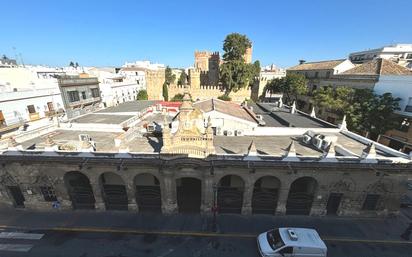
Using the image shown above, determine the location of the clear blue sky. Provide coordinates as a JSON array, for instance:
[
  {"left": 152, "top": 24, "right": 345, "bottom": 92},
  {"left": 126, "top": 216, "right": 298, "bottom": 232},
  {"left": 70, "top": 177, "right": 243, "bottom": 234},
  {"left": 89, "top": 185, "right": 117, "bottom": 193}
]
[{"left": 2, "top": 0, "right": 411, "bottom": 68}]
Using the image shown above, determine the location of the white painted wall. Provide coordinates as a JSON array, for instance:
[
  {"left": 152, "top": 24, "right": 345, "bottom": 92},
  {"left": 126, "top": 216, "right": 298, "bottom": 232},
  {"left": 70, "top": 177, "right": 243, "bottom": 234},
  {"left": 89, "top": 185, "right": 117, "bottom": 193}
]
[
  {"left": 0, "top": 88, "right": 64, "bottom": 126},
  {"left": 374, "top": 75, "right": 412, "bottom": 117}
]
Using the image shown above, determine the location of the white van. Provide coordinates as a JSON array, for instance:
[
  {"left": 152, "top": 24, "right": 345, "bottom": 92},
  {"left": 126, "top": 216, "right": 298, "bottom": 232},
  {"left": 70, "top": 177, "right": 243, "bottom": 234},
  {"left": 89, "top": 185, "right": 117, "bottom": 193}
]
[{"left": 257, "top": 227, "right": 327, "bottom": 257}]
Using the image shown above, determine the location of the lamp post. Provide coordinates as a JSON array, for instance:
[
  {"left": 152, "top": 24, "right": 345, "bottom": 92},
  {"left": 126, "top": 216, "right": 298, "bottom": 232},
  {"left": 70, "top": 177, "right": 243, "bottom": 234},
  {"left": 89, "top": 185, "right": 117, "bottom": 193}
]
[{"left": 212, "top": 183, "right": 218, "bottom": 232}]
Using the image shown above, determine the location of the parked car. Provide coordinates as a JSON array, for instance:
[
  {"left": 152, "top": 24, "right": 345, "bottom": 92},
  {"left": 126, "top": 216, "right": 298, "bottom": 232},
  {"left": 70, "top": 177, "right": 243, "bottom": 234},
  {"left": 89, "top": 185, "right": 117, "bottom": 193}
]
[{"left": 257, "top": 227, "right": 327, "bottom": 257}]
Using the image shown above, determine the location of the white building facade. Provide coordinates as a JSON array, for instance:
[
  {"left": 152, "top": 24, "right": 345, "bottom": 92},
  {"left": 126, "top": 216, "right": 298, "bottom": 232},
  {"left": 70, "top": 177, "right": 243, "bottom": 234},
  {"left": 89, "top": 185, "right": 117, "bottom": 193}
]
[{"left": 349, "top": 44, "right": 412, "bottom": 69}]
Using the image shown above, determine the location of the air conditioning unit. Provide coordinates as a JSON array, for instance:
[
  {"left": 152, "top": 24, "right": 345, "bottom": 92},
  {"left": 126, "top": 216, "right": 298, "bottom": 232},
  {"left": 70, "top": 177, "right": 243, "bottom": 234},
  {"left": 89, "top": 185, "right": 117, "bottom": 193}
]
[
  {"left": 302, "top": 130, "right": 315, "bottom": 144},
  {"left": 79, "top": 134, "right": 90, "bottom": 142},
  {"left": 235, "top": 130, "right": 244, "bottom": 136},
  {"left": 216, "top": 127, "right": 223, "bottom": 136},
  {"left": 287, "top": 229, "right": 298, "bottom": 241},
  {"left": 225, "top": 130, "right": 234, "bottom": 136}
]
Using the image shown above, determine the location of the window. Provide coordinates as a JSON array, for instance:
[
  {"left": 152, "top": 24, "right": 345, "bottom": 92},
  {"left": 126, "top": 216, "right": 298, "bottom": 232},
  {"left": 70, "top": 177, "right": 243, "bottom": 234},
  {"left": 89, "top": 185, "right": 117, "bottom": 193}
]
[
  {"left": 278, "top": 247, "right": 293, "bottom": 255},
  {"left": 314, "top": 71, "right": 319, "bottom": 78},
  {"left": 326, "top": 71, "right": 331, "bottom": 78},
  {"left": 91, "top": 88, "right": 100, "bottom": 98},
  {"left": 40, "top": 186, "right": 57, "bottom": 202},
  {"left": 362, "top": 194, "right": 380, "bottom": 210},
  {"left": 47, "top": 102, "right": 54, "bottom": 112},
  {"left": 406, "top": 54, "right": 412, "bottom": 59},
  {"left": 405, "top": 97, "right": 412, "bottom": 112},
  {"left": 68, "top": 91, "right": 80, "bottom": 102},
  {"left": 27, "top": 105, "right": 36, "bottom": 114},
  {"left": 267, "top": 229, "right": 285, "bottom": 250},
  {"left": 81, "top": 91, "right": 87, "bottom": 100}
]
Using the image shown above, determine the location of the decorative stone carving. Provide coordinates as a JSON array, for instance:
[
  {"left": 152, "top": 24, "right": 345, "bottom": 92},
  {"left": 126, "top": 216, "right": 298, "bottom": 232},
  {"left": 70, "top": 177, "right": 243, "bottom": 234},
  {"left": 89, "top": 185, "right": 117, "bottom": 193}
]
[
  {"left": 330, "top": 178, "right": 356, "bottom": 193},
  {"left": 161, "top": 89, "right": 215, "bottom": 158},
  {"left": 366, "top": 180, "right": 393, "bottom": 193}
]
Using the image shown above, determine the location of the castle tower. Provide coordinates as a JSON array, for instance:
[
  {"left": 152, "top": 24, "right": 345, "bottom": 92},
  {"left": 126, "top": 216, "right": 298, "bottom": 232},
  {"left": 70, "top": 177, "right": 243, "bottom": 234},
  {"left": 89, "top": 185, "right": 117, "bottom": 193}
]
[
  {"left": 194, "top": 51, "right": 210, "bottom": 71},
  {"left": 146, "top": 69, "right": 165, "bottom": 100},
  {"left": 208, "top": 52, "right": 220, "bottom": 86},
  {"left": 189, "top": 68, "right": 200, "bottom": 89}
]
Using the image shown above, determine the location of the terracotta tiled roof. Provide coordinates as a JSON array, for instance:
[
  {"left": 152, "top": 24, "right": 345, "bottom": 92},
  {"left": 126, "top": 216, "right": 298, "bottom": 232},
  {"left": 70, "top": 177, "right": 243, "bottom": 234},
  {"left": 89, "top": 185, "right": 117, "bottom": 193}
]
[
  {"left": 342, "top": 59, "right": 412, "bottom": 75},
  {"left": 194, "top": 99, "right": 258, "bottom": 123},
  {"left": 288, "top": 59, "right": 346, "bottom": 71}
]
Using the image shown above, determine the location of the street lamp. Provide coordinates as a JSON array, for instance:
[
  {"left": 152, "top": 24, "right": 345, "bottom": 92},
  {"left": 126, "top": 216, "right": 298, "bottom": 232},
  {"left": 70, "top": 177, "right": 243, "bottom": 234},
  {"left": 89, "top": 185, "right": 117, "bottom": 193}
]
[{"left": 212, "top": 183, "right": 218, "bottom": 232}]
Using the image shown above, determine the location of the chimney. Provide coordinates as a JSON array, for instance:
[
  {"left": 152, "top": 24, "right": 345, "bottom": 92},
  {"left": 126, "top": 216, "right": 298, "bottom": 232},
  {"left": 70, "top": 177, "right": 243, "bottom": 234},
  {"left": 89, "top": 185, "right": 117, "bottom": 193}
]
[{"left": 299, "top": 60, "right": 306, "bottom": 65}]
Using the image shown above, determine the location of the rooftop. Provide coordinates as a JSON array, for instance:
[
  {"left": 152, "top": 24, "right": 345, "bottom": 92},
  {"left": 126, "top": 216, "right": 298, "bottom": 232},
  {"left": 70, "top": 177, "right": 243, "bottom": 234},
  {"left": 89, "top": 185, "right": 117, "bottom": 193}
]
[
  {"left": 194, "top": 99, "right": 257, "bottom": 123},
  {"left": 341, "top": 58, "right": 412, "bottom": 76},
  {"left": 287, "top": 59, "right": 346, "bottom": 71}
]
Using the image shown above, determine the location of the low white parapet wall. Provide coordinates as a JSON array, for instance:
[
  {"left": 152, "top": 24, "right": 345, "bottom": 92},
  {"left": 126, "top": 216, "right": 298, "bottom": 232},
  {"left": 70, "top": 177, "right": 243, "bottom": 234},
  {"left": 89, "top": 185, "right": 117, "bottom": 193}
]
[{"left": 244, "top": 127, "right": 341, "bottom": 136}]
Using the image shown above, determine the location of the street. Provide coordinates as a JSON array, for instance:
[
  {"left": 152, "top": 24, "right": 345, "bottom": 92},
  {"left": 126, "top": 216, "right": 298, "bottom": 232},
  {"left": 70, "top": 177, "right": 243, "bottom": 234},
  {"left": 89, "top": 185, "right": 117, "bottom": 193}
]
[{"left": 0, "top": 209, "right": 410, "bottom": 257}]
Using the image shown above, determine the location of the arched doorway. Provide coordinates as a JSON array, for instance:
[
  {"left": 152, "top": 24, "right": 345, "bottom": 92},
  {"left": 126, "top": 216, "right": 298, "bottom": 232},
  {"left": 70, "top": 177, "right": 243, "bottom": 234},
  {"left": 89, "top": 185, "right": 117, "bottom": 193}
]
[
  {"left": 99, "top": 172, "right": 128, "bottom": 210},
  {"left": 64, "top": 171, "right": 95, "bottom": 210},
  {"left": 134, "top": 173, "right": 161, "bottom": 213},
  {"left": 176, "top": 177, "right": 201, "bottom": 213},
  {"left": 217, "top": 175, "right": 244, "bottom": 214},
  {"left": 286, "top": 177, "right": 318, "bottom": 215},
  {"left": 252, "top": 176, "right": 280, "bottom": 215}
]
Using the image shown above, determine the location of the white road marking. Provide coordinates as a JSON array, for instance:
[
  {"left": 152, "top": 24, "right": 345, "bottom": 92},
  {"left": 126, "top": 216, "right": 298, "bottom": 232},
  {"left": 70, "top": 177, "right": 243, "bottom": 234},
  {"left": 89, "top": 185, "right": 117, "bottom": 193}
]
[
  {"left": 0, "top": 232, "right": 44, "bottom": 240},
  {"left": 0, "top": 243, "right": 33, "bottom": 252}
]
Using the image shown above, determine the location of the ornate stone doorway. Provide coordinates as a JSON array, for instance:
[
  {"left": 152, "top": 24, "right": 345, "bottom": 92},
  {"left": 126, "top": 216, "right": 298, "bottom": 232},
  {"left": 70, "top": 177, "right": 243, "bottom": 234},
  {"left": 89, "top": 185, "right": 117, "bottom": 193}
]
[
  {"left": 64, "top": 171, "right": 95, "bottom": 210},
  {"left": 7, "top": 186, "right": 25, "bottom": 208},
  {"left": 326, "top": 193, "right": 343, "bottom": 215},
  {"left": 99, "top": 172, "right": 128, "bottom": 211},
  {"left": 252, "top": 176, "right": 280, "bottom": 215},
  {"left": 134, "top": 173, "right": 162, "bottom": 213},
  {"left": 217, "top": 175, "right": 244, "bottom": 214},
  {"left": 286, "top": 177, "right": 318, "bottom": 215},
  {"left": 176, "top": 177, "right": 201, "bottom": 213}
]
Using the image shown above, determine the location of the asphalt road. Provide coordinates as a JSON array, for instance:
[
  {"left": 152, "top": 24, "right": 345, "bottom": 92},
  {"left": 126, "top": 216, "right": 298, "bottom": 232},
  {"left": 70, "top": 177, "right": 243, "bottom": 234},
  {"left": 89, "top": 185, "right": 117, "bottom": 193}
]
[{"left": 0, "top": 228, "right": 411, "bottom": 257}]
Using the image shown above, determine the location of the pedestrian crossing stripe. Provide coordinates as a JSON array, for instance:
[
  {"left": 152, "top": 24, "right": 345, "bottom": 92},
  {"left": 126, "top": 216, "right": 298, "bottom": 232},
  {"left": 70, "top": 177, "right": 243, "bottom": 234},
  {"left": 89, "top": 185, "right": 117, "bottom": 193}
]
[
  {"left": 0, "top": 244, "right": 33, "bottom": 252},
  {"left": 0, "top": 232, "right": 44, "bottom": 240}
]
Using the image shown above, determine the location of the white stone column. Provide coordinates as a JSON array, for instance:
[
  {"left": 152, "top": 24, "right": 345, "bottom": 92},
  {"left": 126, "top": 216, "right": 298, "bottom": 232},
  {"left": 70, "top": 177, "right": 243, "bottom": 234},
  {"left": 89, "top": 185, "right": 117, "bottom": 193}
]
[
  {"left": 161, "top": 171, "right": 177, "bottom": 214},
  {"left": 89, "top": 176, "right": 105, "bottom": 211},
  {"left": 201, "top": 173, "right": 214, "bottom": 214},
  {"left": 276, "top": 182, "right": 291, "bottom": 215},
  {"left": 241, "top": 178, "right": 254, "bottom": 215},
  {"left": 125, "top": 180, "right": 138, "bottom": 211}
]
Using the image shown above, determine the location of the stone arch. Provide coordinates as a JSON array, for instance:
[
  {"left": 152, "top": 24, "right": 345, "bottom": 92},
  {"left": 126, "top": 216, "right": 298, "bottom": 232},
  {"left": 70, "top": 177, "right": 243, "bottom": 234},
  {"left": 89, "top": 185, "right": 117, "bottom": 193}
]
[
  {"left": 134, "top": 173, "right": 161, "bottom": 212},
  {"left": 99, "top": 172, "right": 128, "bottom": 211},
  {"left": 252, "top": 176, "right": 281, "bottom": 215},
  {"left": 217, "top": 175, "right": 245, "bottom": 214},
  {"left": 64, "top": 171, "right": 95, "bottom": 210},
  {"left": 176, "top": 177, "right": 202, "bottom": 213},
  {"left": 286, "top": 176, "right": 318, "bottom": 215}
]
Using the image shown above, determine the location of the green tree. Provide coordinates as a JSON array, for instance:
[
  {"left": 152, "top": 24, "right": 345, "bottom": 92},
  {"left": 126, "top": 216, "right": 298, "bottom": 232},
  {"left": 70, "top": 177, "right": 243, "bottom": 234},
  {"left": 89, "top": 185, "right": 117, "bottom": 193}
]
[
  {"left": 222, "top": 33, "right": 252, "bottom": 61},
  {"left": 69, "top": 61, "right": 74, "bottom": 67},
  {"left": 177, "top": 70, "right": 187, "bottom": 86},
  {"left": 265, "top": 73, "right": 308, "bottom": 103},
  {"left": 312, "top": 85, "right": 354, "bottom": 114},
  {"left": 219, "top": 33, "right": 260, "bottom": 96},
  {"left": 218, "top": 94, "right": 232, "bottom": 101},
  {"left": 165, "top": 66, "right": 176, "bottom": 85},
  {"left": 162, "top": 66, "right": 175, "bottom": 101},
  {"left": 162, "top": 82, "right": 169, "bottom": 101},
  {"left": 171, "top": 93, "right": 184, "bottom": 102},
  {"left": 312, "top": 87, "right": 401, "bottom": 140},
  {"left": 136, "top": 90, "right": 148, "bottom": 100}
]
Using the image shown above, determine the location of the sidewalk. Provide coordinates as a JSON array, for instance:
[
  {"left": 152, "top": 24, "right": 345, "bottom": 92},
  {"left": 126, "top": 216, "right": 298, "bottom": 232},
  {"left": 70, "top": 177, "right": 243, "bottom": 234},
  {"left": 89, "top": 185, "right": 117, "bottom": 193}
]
[{"left": 0, "top": 207, "right": 410, "bottom": 241}]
